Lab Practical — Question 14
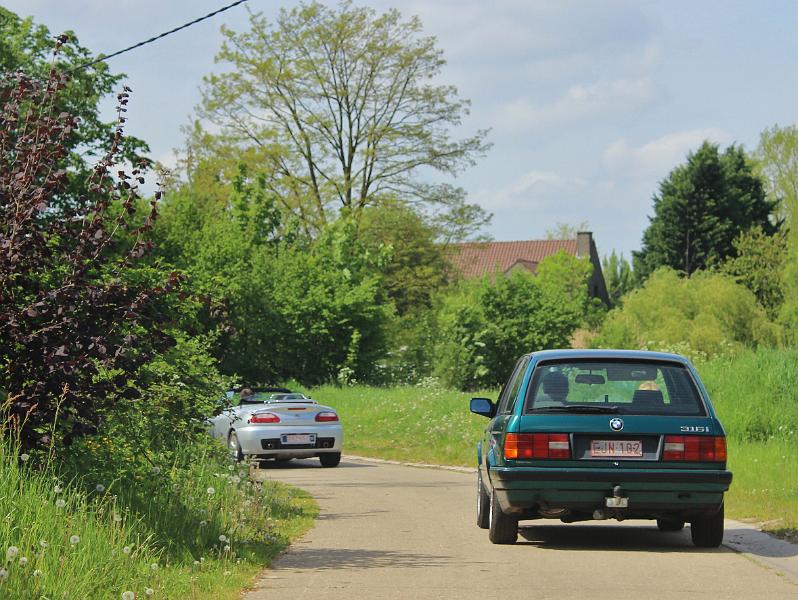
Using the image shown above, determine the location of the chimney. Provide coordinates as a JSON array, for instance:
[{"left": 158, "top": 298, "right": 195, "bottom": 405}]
[{"left": 576, "top": 231, "right": 592, "bottom": 258}]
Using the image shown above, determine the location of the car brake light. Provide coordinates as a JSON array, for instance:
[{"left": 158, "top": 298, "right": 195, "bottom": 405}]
[
  {"left": 663, "top": 435, "right": 726, "bottom": 462},
  {"left": 315, "top": 411, "right": 339, "bottom": 422},
  {"left": 250, "top": 412, "right": 280, "bottom": 424},
  {"left": 505, "top": 433, "right": 570, "bottom": 460}
]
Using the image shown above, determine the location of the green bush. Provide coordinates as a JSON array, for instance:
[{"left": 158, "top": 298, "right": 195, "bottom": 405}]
[
  {"left": 434, "top": 251, "right": 593, "bottom": 389},
  {"left": 594, "top": 268, "right": 781, "bottom": 361}
]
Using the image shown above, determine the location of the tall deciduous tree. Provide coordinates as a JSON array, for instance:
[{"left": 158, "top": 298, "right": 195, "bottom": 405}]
[
  {"left": 756, "top": 125, "right": 798, "bottom": 338},
  {"left": 634, "top": 141, "right": 777, "bottom": 278},
  {"left": 193, "top": 1, "right": 489, "bottom": 229}
]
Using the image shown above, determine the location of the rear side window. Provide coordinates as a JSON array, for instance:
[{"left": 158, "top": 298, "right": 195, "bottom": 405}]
[{"left": 524, "top": 360, "right": 706, "bottom": 416}]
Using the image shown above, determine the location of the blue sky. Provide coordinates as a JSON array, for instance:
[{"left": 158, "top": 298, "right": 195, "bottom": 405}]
[{"left": 4, "top": 0, "right": 798, "bottom": 258}]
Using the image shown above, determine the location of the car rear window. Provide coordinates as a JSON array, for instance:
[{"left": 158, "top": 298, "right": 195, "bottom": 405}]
[{"left": 524, "top": 359, "right": 706, "bottom": 416}]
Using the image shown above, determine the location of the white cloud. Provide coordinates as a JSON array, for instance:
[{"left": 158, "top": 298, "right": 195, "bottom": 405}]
[
  {"left": 602, "top": 128, "right": 735, "bottom": 178},
  {"left": 492, "top": 77, "right": 657, "bottom": 133},
  {"left": 474, "top": 169, "right": 585, "bottom": 211}
]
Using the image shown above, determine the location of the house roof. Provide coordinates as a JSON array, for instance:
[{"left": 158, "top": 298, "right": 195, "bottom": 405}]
[{"left": 447, "top": 239, "right": 578, "bottom": 279}]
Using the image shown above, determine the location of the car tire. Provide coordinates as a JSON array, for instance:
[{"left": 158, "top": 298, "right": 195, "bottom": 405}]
[
  {"left": 477, "top": 471, "right": 490, "bottom": 529},
  {"left": 228, "top": 431, "right": 244, "bottom": 463},
  {"left": 690, "top": 503, "right": 724, "bottom": 548},
  {"left": 488, "top": 488, "right": 517, "bottom": 544},
  {"left": 657, "top": 518, "right": 685, "bottom": 532},
  {"left": 319, "top": 452, "right": 341, "bottom": 468}
]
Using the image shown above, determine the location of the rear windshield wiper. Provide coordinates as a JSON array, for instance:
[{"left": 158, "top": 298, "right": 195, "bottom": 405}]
[{"left": 531, "top": 404, "right": 620, "bottom": 414}]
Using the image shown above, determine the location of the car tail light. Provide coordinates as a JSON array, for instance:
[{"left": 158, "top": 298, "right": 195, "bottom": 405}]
[
  {"left": 250, "top": 412, "right": 280, "bottom": 424},
  {"left": 504, "top": 433, "right": 570, "bottom": 460},
  {"left": 663, "top": 435, "right": 726, "bottom": 462},
  {"left": 315, "top": 411, "right": 339, "bottom": 422}
]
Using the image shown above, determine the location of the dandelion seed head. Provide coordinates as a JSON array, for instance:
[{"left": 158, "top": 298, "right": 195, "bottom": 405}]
[
  {"left": 223, "top": 570, "right": 231, "bottom": 576},
  {"left": 199, "top": 521, "right": 207, "bottom": 527},
  {"left": 218, "top": 534, "right": 227, "bottom": 542},
  {"left": 121, "top": 592, "right": 135, "bottom": 600},
  {"left": 39, "top": 540, "right": 48, "bottom": 549},
  {"left": 95, "top": 484, "right": 106, "bottom": 493},
  {"left": 150, "top": 563, "right": 158, "bottom": 571},
  {"left": 0, "top": 568, "right": 8, "bottom": 579},
  {"left": 6, "top": 546, "right": 19, "bottom": 560},
  {"left": 114, "top": 513, "right": 123, "bottom": 523},
  {"left": 54, "top": 485, "right": 63, "bottom": 494},
  {"left": 55, "top": 499, "right": 66, "bottom": 508},
  {"left": 33, "top": 569, "right": 43, "bottom": 577},
  {"left": 69, "top": 535, "right": 80, "bottom": 546},
  {"left": 123, "top": 546, "right": 131, "bottom": 555},
  {"left": 151, "top": 466, "right": 161, "bottom": 475},
  {"left": 18, "top": 556, "right": 27, "bottom": 567},
  {"left": 206, "top": 487, "right": 215, "bottom": 496},
  {"left": 20, "top": 453, "right": 30, "bottom": 462},
  {"left": 145, "top": 589, "right": 154, "bottom": 597},
  {"left": 227, "top": 465, "right": 235, "bottom": 471}
]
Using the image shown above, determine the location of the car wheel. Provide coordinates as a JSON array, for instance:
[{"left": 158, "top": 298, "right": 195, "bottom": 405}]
[
  {"left": 488, "top": 488, "right": 517, "bottom": 544},
  {"left": 319, "top": 452, "right": 341, "bottom": 468},
  {"left": 690, "top": 503, "right": 724, "bottom": 548},
  {"left": 228, "top": 431, "right": 244, "bottom": 463},
  {"left": 477, "top": 470, "right": 490, "bottom": 529},
  {"left": 657, "top": 518, "right": 685, "bottom": 532}
]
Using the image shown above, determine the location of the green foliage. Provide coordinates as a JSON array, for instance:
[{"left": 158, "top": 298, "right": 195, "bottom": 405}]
[
  {"left": 193, "top": 0, "right": 489, "bottom": 228},
  {"left": 594, "top": 268, "right": 780, "bottom": 361},
  {"left": 434, "top": 252, "right": 592, "bottom": 389},
  {"left": 634, "top": 141, "right": 777, "bottom": 278},
  {"left": 721, "top": 226, "right": 787, "bottom": 319},
  {"left": 756, "top": 125, "right": 798, "bottom": 341},
  {"left": 358, "top": 203, "right": 447, "bottom": 315},
  {"left": 602, "top": 251, "right": 636, "bottom": 306}
]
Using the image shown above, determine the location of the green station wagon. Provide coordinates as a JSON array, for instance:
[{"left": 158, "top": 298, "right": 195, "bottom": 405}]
[{"left": 470, "top": 349, "right": 732, "bottom": 546}]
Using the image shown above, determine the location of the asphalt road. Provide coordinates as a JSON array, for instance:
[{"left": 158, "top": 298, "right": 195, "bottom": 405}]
[{"left": 246, "top": 457, "right": 798, "bottom": 600}]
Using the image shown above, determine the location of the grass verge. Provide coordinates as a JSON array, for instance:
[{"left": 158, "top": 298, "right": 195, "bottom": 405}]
[{"left": 0, "top": 442, "right": 317, "bottom": 599}]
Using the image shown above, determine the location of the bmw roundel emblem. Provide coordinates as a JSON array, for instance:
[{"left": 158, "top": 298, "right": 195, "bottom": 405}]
[{"left": 609, "top": 418, "right": 624, "bottom": 431}]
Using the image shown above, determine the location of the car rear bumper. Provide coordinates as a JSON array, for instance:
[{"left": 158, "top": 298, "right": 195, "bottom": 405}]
[
  {"left": 235, "top": 424, "right": 343, "bottom": 457},
  {"left": 489, "top": 466, "right": 732, "bottom": 517}
]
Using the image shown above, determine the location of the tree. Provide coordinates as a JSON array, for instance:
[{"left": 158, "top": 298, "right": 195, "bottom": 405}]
[
  {"left": 634, "top": 142, "right": 777, "bottom": 278},
  {"left": 756, "top": 125, "right": 798, "bottom": 338},
  {"left": 193, "top": 1, "right": 489, "bottom": 229},
  {"left": 545, "top": 221, "right": 589, "bottom": 240},
  {"left": 721, "top": 226, "right": 787, "bottom": 320},
  {"left": 602, "top": 251, "right": 635, "bottom": 306},
  {"left": 594, "top": 268, "right": 779, "bottom": 362},
  {"left": 0, "top": 66, "right": 176, "bottom": 450},
  {"left": 0, "top": 7, "right": 150, "bottom": 203}
]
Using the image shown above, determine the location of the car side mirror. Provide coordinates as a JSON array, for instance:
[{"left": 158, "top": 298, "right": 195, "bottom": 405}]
[{"left": 470, "top": 397, "right": 496, "bottom": 418}]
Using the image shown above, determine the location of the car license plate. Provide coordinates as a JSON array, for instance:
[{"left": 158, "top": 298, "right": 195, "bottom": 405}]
[
  {"left": 281, "top": 433, "right": 315, "bottom": 445},
  {"left": 590, "top": 440, "right": 642, "bottom": 457}
]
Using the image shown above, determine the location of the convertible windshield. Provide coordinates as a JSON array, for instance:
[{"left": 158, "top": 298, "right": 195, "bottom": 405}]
[{"left": 524, "top": 360, "right": 706, "bottom": 416}]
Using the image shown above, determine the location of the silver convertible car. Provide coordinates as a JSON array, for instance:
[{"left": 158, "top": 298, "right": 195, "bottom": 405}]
[{"left": 208, "top": 388, "right": 344, "bottom": 467}]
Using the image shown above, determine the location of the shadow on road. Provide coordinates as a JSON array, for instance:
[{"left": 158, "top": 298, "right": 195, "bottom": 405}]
[
  {"left": 255, "top": 459, "right": 377, "bottom": 470},
  {"left": 518, "top": 523, "right": 725, "bottom": 553},
  {"left": 316, "top": 509, "right": 390, "bottom": 521},
  {"left": 724, "top": 528, "right": 798, "bottom": 559},
  {"left": 274, "top": 547, "right": 451, "bottom": 571}
]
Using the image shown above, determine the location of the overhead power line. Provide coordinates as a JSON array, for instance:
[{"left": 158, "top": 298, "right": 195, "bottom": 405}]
[{"left": 70, "top": 0, "right": 250, "bottom": 73}]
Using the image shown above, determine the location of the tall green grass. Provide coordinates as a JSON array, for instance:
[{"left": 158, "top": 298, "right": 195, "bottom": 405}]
[{"left": 0, "top": 441, "right": 317, "bottom": 599}]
